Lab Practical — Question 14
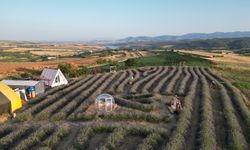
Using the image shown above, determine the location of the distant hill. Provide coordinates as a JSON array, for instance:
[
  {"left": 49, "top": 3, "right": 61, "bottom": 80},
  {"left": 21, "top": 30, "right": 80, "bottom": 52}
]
[
  {"left": 116, "top": 31, "right": 250, "bottom": 43},
  {"left": 173, "top": 38, "right": 250, "bottom": 50},
  {"left": 114, "top": 37, "right": 250, "bottom": 51}
]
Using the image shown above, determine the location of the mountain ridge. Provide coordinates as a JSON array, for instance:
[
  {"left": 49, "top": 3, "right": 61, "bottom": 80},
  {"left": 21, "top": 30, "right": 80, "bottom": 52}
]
[{"left": 116, "top": 31, "right": 250, "bottom": 43}]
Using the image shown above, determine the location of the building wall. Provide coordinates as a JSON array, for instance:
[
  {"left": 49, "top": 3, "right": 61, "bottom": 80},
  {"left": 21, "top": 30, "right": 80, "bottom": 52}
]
[{"left": 35, "top": 82, "right": 45, "bottom": 95}]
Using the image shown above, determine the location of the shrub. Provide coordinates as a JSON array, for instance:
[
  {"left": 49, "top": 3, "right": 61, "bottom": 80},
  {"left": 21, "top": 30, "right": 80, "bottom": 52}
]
[
  {"left": 14, "top": 124, "right": 54, "bottom": 150},
  {"left": 68, "top": 113, "right": 98, "bottom": 121},
  {"left": 115, "top": 97, "right": 155, "bottom": 112},
  {"left": 165, "top": 67, "right": 182, "bottom": 94},
  {"left": 70, "top": 74, "right": 111, "bottom": 114},
  {"left": 133, "top": 69, "right": 141, "bottom": 81},
  {"left": 108, "top": 71, "right": 127, "bottom": 93},
  {"left": 220, "top": 86, "right": 248, "bottom": 150},
  {"left": 164, "top": 67, "right": 198, "bottom": 150},
  {"left": 92, "top": 124, "right": 116, "bottom": 133},
  {"left": 138, "top": 133, "right": 164, "bottom": 150},
  {"left": 17, "top": 75, "right": 97, "bottom": 121},
  {"left": 207, "top": 68, "right": 250, "bottom": 128},
  {"left": 75, "top": 127, "right": 94, "bottom": 149},
  {"left": 37, "top": 146, "right": 51, "bottom": 150},
  {"left": 125, "top": 58, "right": 136, "bottom": 67},
  {"left": 103, "top": 127, "right": 127, "bottom": 150},
  {"left": 126, "top": 93, "right": 154, "bottom": 99},
  {"left": 202, "top": 68, "right": 248, "bottom": 149},
  {"left": 0, "top": 126, "right": 30, "bottom": 149},
  {"left": 153, "top": 67, "right": 177, "bottom": 93},
  {"left": 58, "top": 63, "right": 78, "bottom": 78},
  {"left": 195, "top": 67, "right": 216, "bottom": 150},
  {"left": 103, "top": 111, "right": 161, "bottom": 123},
  {"left": 131, "top": 67, "right": 163, "bottom": 93},
  {"left": 34, "top": 75, "right": 105, "bottom": 120},
  {"left": 44, "top": 124, "right": 71, "bottom": 149},
  {"left": 13, "top": 111, "right": 33, "bottom": 122},
  {"left": 126, "top": 126, "right": 155, "bottom": 137},
  {"left": 177, "top": 67, "right": 191, "bottom": 95},
  {"left": 142, "top": 67, "right": 167, "bottom": 93},
  {"left": 117, "top": 69, "right": 133, "bottom": 93},
  {"left": 50, "top": 73, "right": 113, "bottom": 121}
]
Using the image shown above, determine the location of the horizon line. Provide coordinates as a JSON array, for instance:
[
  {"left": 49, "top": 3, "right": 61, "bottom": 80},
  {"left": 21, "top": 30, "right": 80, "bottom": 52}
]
[{"left": 0, "top": 30, "right": 250, "bottom": 43}]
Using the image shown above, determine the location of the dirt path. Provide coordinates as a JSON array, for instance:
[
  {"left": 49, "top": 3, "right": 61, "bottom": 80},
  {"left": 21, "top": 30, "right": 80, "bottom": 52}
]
[
  {"left": 117, "top": 135, "right": 144, "bottom": 150},
  {"left": 9, "top": 128, "right": 35, "bottom": 150},
  {"left": 148, "top": 67, "right": 170, "bottom": 92},
  {"left": 103, "top": 72, "right": 123, "bottom": 92},
  {"left": 114, "top": 71, "right": 129, "bottom": 93},
  {"left": 200, "top": 67, "right": 228, "bottom": 149},
  {"left": 87, "top": 132, "right": 110, "bottom": 150},
  {"left": 124, "top": 70, "right": 138, "bottom": 95},
  {"left": 185, "top": 78, "right": 202, "bottom": 150},
  {"left": 160, "top": 68, "right": 178, "bottom": 94},
  {"left": 211, "top": 87, "right": 228, "bottom": 149},
  {"left": 56, "top": 124, "right": 79, "bottom": 149},
  {"left": 173, "top": 68, "right": 185, "bottom": 94},
  {"left": 138, "top": 67, "right": 164, "bottom": 93}
]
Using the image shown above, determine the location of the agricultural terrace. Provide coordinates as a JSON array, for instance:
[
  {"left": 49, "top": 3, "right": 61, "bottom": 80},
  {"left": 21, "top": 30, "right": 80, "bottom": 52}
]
[{"left": 1, "top": 66, "right": 249, "bottom": 150}]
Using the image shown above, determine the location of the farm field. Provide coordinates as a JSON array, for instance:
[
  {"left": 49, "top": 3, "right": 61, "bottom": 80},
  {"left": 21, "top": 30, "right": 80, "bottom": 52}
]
[
  {"left": 0, "top": 58, "right": 98, "bottom": 79},
  {"left": 0, "top": 49, "right": 148, "bottom": 79},
  {"left": 177, "top": 50, "right": 250, "bottom": 65},
  {"left": 1, "top": 66, "right": 250, "bottom": 150}
]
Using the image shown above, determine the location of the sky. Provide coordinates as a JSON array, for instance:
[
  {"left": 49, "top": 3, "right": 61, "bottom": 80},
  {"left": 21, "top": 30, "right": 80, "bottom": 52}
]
[{"left": 0, "top": 0, "right": 250, "bottom": 41}]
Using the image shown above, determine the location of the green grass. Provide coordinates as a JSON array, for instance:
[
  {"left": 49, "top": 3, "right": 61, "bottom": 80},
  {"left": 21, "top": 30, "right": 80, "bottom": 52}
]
[
  {"left": 0, "top": 50, "right": 42, "bottom": 62},
  {"left": 212, "top": 62, "right": 250, "bottom": 99},
  {"left": 134, "top": 51, "right": 212, "bottom": 67}
]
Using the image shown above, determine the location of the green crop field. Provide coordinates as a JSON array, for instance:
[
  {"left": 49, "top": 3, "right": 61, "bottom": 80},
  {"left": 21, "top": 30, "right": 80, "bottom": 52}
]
[{"left": 133, "top": 51, "right": 212, "bottom": 67}]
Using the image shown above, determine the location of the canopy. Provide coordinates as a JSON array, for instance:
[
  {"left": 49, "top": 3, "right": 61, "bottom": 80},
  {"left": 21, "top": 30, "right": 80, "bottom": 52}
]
[{"left": 0, "top": 82, "right": 22, "bottom": 114}]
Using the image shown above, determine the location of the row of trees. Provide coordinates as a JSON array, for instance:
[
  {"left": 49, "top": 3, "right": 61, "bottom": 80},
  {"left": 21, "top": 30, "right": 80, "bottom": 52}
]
[{"left": 58, "top": 58, "right": 136, "bottom": 78}]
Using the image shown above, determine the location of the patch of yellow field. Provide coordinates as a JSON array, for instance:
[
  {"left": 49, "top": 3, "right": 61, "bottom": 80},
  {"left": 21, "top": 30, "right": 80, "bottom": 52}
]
[
  {"left": 30, "top": 51, "right": 77, "bottom": 56},
  {"left": 178, "top": 50, "right": 250, "bottom": 65}
]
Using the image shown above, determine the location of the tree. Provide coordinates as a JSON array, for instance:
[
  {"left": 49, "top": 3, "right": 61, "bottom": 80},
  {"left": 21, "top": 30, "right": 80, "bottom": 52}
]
[
  {"left": 58, "top": 64, "right": 78, "bottom": 78},
  {"left": 125, "top": 58, "right": 136, "bottom": 67}
]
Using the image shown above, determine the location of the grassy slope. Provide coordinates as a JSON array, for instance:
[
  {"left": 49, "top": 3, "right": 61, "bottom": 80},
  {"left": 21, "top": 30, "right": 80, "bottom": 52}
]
[
  {"left": 212, "top": 62, "right": 250, "bottom": 100},
  {"left": 134, "top": 51, "right": 212, "bottom": 67}
]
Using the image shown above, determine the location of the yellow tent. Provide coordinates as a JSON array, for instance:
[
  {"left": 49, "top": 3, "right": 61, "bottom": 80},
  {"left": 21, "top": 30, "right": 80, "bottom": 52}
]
[{"left": 0, "top": 82, "right": 22, "bottom": 114}]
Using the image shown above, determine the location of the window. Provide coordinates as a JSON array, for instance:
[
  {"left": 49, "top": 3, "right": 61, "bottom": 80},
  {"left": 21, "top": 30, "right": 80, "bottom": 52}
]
[{"left": 55, "top": 76, "right": 60, "bottom": 83}]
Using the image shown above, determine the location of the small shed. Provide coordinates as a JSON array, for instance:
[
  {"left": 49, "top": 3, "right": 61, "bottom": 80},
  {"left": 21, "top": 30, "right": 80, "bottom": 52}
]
[
  {"left": 40, "top": 68, "right": 68, "bottom": 87},
  {"left": 1, "top": 80, "right": 45, "bottom": 95}
]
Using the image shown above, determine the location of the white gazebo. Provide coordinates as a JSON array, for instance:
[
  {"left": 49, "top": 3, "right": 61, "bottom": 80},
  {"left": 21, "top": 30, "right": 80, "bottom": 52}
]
[{"left": 95, "top": 93, "right": 115, "bottom": 114}]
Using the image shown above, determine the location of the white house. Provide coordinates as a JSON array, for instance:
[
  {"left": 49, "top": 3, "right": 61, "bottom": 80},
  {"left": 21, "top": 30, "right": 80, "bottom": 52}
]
[{"left": 40, "top": 69, "right": 68, "bottom": 87}]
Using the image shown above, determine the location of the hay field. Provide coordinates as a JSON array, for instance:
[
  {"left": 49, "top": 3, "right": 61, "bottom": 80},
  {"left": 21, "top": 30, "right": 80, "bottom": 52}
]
[{"left": 177, "top": 50, "right": 250, "bottom": 64}]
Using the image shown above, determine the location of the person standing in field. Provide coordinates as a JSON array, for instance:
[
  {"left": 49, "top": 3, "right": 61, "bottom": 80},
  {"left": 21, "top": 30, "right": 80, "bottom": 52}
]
[
  {"left": 128, "top": 75, "right": 134, "bottom": 85},
  {"left": 210, "top": 80, "right": 217, "bottom": 89}
]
